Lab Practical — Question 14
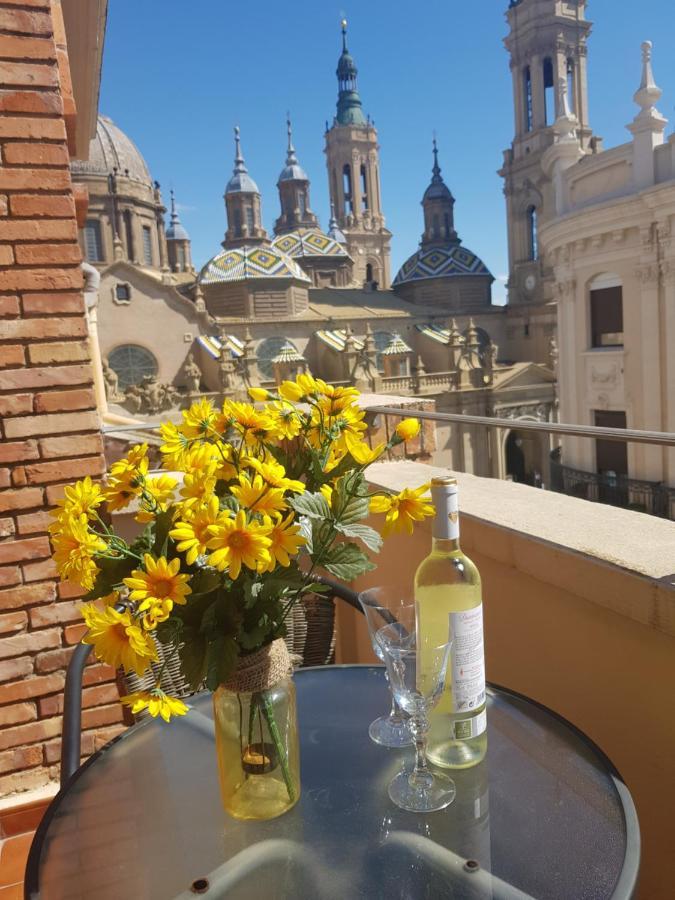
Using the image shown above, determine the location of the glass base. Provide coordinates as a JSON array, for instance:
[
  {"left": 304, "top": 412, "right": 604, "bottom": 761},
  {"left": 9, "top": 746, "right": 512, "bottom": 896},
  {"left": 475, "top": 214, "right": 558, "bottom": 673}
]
[
  {"left": 388, "top": 768, "right": 456, "bottom": 812},
  {"left": 369, "top": 715, "right": 412, "bottom": 748}
]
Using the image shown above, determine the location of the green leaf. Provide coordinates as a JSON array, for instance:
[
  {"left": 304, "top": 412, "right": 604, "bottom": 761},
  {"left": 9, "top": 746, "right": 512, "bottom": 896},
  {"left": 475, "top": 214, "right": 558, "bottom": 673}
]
[
  {"left": 334, "top": 470, "right": 369, "bottom": 525},
  {"left": 296, "top": 516, "right": 313, "bottom": 553},
  {"left": 334, "top": 521, "right": 383, "bottom": 553},
  {"left": 189, "top": 567, "right": 221, "bottom": 598},
  {"left": 179, "top": 629, "right": 208, "bottom": 691},
  {"left": 322, "top": 542, "right": 376, "bottom": 581},
  {"left": 152, "top": 508, "right": 174, "bottom": 557},
  {"left": 205, "top": 634, "right": 239, "bottom": 691},
  {"left": 155, "top": 617, "right": 183, "bottom": 645},
  {"left": 220, "top": 495, "right": 239, "bottom": 514},
  {"left": 83, "top": 553, "right": 136, "bottom": 600},
  {"left": 289, "top": 491, "right": 331, "bottom": 520}
]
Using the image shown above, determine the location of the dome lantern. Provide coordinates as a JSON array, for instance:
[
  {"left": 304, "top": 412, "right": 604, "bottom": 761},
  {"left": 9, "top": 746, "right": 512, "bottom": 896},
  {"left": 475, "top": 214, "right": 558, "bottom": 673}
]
[
  {"left": 274, "top": 117, "right": 319, "bottom": 235},
  {"left": 421, "top": 137, "right": 458, "bottom": 248},
  {"left": 223, "top": 126, "right": 267, "bottom": 247},
  {"left": 335, "top": 20, "right": 367, "bottom": 127}
]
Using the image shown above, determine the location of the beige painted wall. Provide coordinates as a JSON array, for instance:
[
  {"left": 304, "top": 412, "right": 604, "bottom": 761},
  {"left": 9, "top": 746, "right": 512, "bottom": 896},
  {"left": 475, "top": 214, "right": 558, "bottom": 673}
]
[{"left": 337, "top": 463, "right": 675, "bottom": 900}]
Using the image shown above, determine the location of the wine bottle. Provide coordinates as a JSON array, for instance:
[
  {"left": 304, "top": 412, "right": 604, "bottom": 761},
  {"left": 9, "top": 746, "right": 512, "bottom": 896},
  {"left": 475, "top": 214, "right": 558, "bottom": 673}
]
[{"left": 414, "top": 476, "right": 487, "bottom": 768}]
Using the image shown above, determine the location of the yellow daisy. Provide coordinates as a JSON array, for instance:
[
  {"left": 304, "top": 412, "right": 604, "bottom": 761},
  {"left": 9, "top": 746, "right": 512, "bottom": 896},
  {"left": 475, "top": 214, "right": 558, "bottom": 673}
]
[
  {"left": 81, "top": 601, "right": 158, "bottom": 676},
  {"left": 169, "top": 496, "right": 221, "bottom": 565},
  {"left": 395, "top": 418, "right": 421, "bottom": 441},
  {"left": 268, "top": 401, "right": 303, "bottom": 441},
  {"left": 262, "top": 513, "right": 306, "bottom": 571},
  {"left": 246, "top": 458, "right": 305, "bottom": 494},
  {"left": 230, "top": 473, "right": 287, "bottom": 516},
  {"left": 181, "top": 398, "right": 219, "bottom": 440},
  {"left": 51, "top": 514, "right": 107, "bottom": 590},
  {"left": 121, "top": 689, "right": 189, "bottom": 722},
  {"left": 207, "top": 509, "right": 272, "bottom": 580},
  {"left": 344, "top": 431, "right": 386, "bottom": 465},
  {"left": 369, "top": 485, "right": 434, "bottom": 536},
  {"left": 223, "top": 401, "right": 275, "bottom": 445},
  {"left": 179, "top": 464, "right": 217, "bottom": 511},
  {"left": 136, "top": 474, "right": 178, "bottom": 523},
  {"left": 159, "top": 421, "right": 190, "bottom": 470},
  {"left": 248, "top": 387, "right": 269, "bottom": 402},
  {"left": 51, "top": 476, "right": 103, "bottom": 524},
  {"left": 124, "top": 554, "right": 192, "bottom": 629},
  {"left": 278, "top": 372, "right": 324, "bottom": 403}
]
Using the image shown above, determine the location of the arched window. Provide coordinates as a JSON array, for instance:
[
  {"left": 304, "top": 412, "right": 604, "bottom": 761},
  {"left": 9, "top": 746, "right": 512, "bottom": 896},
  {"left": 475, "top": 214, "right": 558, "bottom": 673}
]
[
  {"left": 342, "top": 164, "right": 353, "bottom": 215},
  {"left": 360, "top": 164, "right": 368, "bottom": 211},
  {"left": 526, "top": 206, "right": 538, "bottom": 261},
  {"left": 298, "top": 191, "right": 306, "bottom": 218},
  {"left": 567, "top": 59, "right": 575, "bottom": 113},
  {"left": 142, "top": 226, "right": 153, "bottom": 266},
  {"left": 444, "top": 213, "right": 452, "bottom": 239},
  {"left": 123, "top": 209, "right": 134, "bottom": 260},
  {"left": 432, "top": 214, "right": 440, "bottom": 239},
  {"left": 256, "top": 336, "right": 299, "bottom": 381},
  {"left": 543, "top": 57, "right": 554, "bottom": 125},
  {"left": 83, "top": 219, "right": 103, "bottom": 262},
  {"left": 177, "top": 245, "right": 186, "bottom": 270},
  {"left": 523, "top": 66, "right": 533, "bottom": 132},
  {"left": 365, "top": 263, "right": 373, "bottom": 283},
  {"left": 589, "top": 273, "right": 623, "bottom": 349},
  {"left": 233, "top": 207, "right": 242, "bottom": 237},
  {"left": 245, "top": 206, "right": 255, "bottom": 233},
  {"left": 108, "top": 344, "right": 158, "bottom": 390}
]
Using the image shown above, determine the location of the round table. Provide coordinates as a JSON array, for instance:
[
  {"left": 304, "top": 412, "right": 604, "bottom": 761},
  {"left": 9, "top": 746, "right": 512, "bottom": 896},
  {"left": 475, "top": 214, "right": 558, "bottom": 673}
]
[{"left": 26, "top": 666, "right": 639, "bottom": 900}]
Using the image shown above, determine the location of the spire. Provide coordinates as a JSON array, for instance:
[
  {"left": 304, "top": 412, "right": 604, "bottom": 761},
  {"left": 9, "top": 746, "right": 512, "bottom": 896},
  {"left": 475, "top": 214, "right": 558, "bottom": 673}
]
[
  {"left": 627, "top": 40, "right": 667, "bottom": 188},
  {"left": 226, "top": 125, "right": 259, "bottom": 195},
  {"left": 274, "top": 115, "right": 317, "bottom": 234},
  {"left": 166, "top": 188, "right": 189, "bottom": 240},
  {"left": 277, "top": 115, "right": 308, "bottom": 183},
  {"left": 632, "top": 41, "right": 665, "bottom": 122},
  {"left": 328, "top": 200, "right": 347, "bottom": 243},
  {"left": 335, "top": 19, "right": 367, "bottom": 127},
  {"left": 421, "top": 136, "right": 457, "bottom": 248},
  {"left": 286, "top": 116, "right": 298, "bottom": 166},
  {"left": 432, "top": 136, "right": 441, "bottom": 180}
]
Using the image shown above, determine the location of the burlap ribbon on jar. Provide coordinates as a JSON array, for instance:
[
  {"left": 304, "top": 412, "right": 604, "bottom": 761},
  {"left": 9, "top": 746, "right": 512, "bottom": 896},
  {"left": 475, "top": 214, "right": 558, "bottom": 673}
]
[{"left": 222, "top": 638, "right": 292, "bottom": 694}]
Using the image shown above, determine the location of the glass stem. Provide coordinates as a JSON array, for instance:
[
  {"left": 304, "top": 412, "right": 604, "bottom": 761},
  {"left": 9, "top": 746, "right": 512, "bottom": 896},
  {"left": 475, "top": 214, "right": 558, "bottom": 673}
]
[
  {"left": 384, "top": 670, "right": 404, "bottom": 725},
  {"left": 409, "top": 712, "right": 433, "bottom": 788}
]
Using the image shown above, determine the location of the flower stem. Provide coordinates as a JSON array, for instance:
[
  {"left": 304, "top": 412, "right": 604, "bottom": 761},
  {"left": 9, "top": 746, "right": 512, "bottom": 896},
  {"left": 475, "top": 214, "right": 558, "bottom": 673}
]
[{"left": 260, "top": 691, "right": 295, "bottom": 802}]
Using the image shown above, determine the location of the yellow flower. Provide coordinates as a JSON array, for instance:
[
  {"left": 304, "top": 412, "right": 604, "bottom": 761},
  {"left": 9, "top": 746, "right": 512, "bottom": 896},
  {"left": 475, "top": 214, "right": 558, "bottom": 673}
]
[
  {"left": 395, "top": 418, "right": 421, "bottom": 442},
  {"left": 169, "top": 496, "right": 220, "bottom": 565},
  {"left": 181, "top": 398, "right": 219, "bottom": 440},
  {"left": 248, "top": 387, "right": 269, "bottom": 402},
  {"left": 159, "top": 421, "right": 190, "bottom": 470},
  {"left": 231, "top": 472, "right": 287, "bottom": 516},
  {"left": 268, "top": 401, "right": 303, "bottom": 441},
  {"left": 319, "top": 483, "right": 333, "bottom": 507},
  {"left": 121, "top": 689, "right": 189, "bottom": 722},
  {"left": 104, "top": 449, "right": 149, "bottom": 512},
  {"left": 224, "top": 401, "right": 275, "bottom": 445},
  {"left": 369, "top": 484, "right": 434, "bottom": 536},
  {"left": 246, "top": 458, "right": 305, "bottom": 493},
  {"left": 81, "top": 600, "right": 158, "bottom": 676},
  {"left": 331, "top": 404, "right": 368, "bottom": 452},
  {"left": 263, "top": 513, "right": 306, "bottom": 570},
  {"left": 278, "top": 372, "right": 324, "bottom": 403},
  {"left": 344, "top": 432, "right": 386, "bottom": 465},
  {"left": 51, "top": 476, "right": 103, "bottom": 524},
  {"left": 124, "top": 554, "right": 192, "bottom": 630},
  {"left": 207, "top": 509, "right": 272, "bottom": 579},
  {"left": 51, "top": 514, "right": 107, "bottom": 590},
  {"left": 136, "top": 474, "right": 178, "bottom": 523},
  {"left": 179, "top": 464, "right": 217, "bottom": 511}
]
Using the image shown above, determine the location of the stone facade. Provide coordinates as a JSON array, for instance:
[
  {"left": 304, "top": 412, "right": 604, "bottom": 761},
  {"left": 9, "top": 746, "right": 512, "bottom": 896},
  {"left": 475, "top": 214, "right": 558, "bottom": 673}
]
[{"left": 0, "top": 0, "right": 123, "bottom": 797}]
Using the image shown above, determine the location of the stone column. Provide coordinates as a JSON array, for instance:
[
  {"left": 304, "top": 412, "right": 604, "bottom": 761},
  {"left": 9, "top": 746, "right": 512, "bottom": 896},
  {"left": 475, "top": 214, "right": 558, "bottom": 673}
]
[{"left": 635, "top": 262, "right": 663, "bottom": 481}]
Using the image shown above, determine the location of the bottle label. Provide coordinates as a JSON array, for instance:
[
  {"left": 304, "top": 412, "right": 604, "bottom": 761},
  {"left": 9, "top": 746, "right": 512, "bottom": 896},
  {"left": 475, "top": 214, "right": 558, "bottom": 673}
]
[
  {"left": 453, "top": 709, "right": 487, "bottom": 740},
  {"left": 450, "top": 605, "right": 486, "bottom": 715},
  {"left": 431, "top": 482, "right": 459, "bottom": 541}
]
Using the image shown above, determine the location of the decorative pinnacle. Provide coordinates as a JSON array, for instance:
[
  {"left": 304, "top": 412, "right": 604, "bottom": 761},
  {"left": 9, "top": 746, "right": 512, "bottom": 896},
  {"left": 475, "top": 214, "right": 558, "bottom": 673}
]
[
  {"left": 432, "top": 134, "right": 441, "bottom": 179},
  {"left": 169, "top": 188, "right": 179, "bottom": 224},
  {"left": 633, "top": 39, "right": 663, "bottom": 117},
  {"left": 341, "top": 18, "right": 348, "bottom": 51},
  {"left": 285, "top": 115, "right": 298, "bottom": 165},
  {"left": 233, "top": 125, "right": 247, "bottom": 173}
]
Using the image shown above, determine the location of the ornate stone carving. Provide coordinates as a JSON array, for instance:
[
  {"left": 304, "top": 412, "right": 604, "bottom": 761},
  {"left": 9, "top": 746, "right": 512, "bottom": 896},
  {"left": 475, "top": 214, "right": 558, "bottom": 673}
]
[
  {"left": 590, "top": 363, "right": 619, "bottom": 387},
  {"left": 635, "top": 263, "right": 659, "bottom": 285},
  {"left": 183, "top": 351, "right": 201, "bottom": 394},
  {"left": 102, "top": 358, "right": 122, "bottom": 402},
  {"left": 124, "top": 376, "right": 181, "bottom": 415}
]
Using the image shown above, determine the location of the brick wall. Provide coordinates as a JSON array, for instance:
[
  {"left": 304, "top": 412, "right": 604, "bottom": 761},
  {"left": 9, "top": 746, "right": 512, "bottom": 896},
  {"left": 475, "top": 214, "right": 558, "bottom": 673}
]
[{"left": 0, "top": 0, "right": 124, "bottom": 798}]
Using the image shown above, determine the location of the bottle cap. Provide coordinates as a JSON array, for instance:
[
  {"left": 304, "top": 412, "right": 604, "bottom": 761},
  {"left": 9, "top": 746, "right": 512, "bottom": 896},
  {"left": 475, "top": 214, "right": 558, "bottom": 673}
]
[{"left": 431, "top": 475, "right": 457, "bottom": 486}]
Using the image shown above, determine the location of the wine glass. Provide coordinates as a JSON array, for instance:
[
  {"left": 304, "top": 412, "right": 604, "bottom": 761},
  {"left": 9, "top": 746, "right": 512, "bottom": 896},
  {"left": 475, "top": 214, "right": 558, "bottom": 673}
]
[
  {"left": 377, "top": 611, "right": 456, "bottom": 813},
  {"left": 359, "top": 589, "right": 413, "bottom": 748}
]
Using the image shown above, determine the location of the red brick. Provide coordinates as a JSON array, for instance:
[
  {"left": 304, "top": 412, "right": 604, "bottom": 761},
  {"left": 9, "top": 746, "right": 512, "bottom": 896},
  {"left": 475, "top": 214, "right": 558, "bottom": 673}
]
[
  {"left": 0, "top": 535, "right": 50, "bottom": 565},
  {"left": 0, "top": 1, "right": 51, "bottom": 8},
  {"left": 0, "top": 468, "right": 9, "bottom": 488},
  {"left": 34, "top": 387, "right": 95, "bottom": 413},
  {"left": 3, "top": 409, "right": 99, "bottom": 438},
  {"left": 0, "top": 566, "right": 21, "bottom": 587},
  {"left": 0, "top": 486, "right": 43, "bottom": 512},
  {"left": 0, "top": 34, "right": 53, "bottom": 59},
  {"left": 0, "top": 194, "right": 6, "bottom": 215},
  {"left": 0, "top": 315, "right": 86, "bottom": 340},
  {"left": 0, "top": 611, "right": 27, "bottom": 635},
  {"left": 0, "top": 362, "right": 91, "bottom": 390},
  {"left": 0, "top": 244, "right": 14, "bottom": 265},
  {"left": 0, "top": 439, "right": 38, "bottom": 463},
  {"left": 82, "top": 663, "right": 116, "bottom": 687},
  {"left": 0, "top": 344, "right": 24, "bottom": 368},
  {"left": 0, "top": 745, "right": 43, "bottom": 775},
  {"left": 57, "top": 580, "right": 83, "bottom": 599},
  {"left": 0, "top": 393, "right": 32, "bottom": 416},
  {"left": 0, "top": 116, "right": 65, "bottom": 140},
  {"left": 0, "top": 767, "right": 50, "bottom": 794},
  {"left": 26, "top": 455, "right": 104, "bottom": 485},
  {"left": 0, "top": 59, "right": 56, "bottom": 88},
  {"left": 22, "top": 291, "right": 83, "bottom": 314},
  {"left": 0, "top": 267, "right": 82, "bottom": 292},
  {"left": 27, "top": 342, "right": 90, "bottom": 365},
  {"left": 0, "top": 656, "right": 32, "bottom": 682},
  {"left": 34, "top": 645, "right": 74, "bottom": 673},
  {"left": 9, "top": 192, "right": 73, "bottom": 217},
  {"left": 0, "top": 627, "right": 60, "bottom": 660},
  {"left": 39, "top": 682, "right": 119, "bottom": 718},
  {"left": 0, "top": 702, "right": 37, "bottom": 727},
  {"left": 44, "top": 731, "right": 94, "bottom": 764},
  {"left": 0, "top": 8, "right": 52, "bottom": 34},
  {"left": 2, "top": 141, "right": 69, "bottom": 169},
  {"left": 29, "top": 600, "right": 81, "bottom": 628},
  {"left": 39, "top": 433, "right": 101, "bottom": 460},
  {"left": 21, "top": 557, "right": 57, "bottom": 581},
  {"left": 0, "top": 516, "right": 14, "bottom": 537},
  {"left": 0, "top": 580, "right": 55, "bottom": 610},
  {"left": 0, "top": 165, "right": 69, "bottom": 190},
  {"left": 0, "top": 294, "right": 18, "bottom": 315},
  {"left": 0, "top": 672, "right": 64, "bottom": 704},
  {"left": 92, "top": 724, "right": 126, "bottom": 751},
  {"left": 0, "top": 218, "right": 76, "bottom": 241},
  {"left": 0, "top": 716, "right": 62, "bottom": 752},
  {"left": 16, "top": 509, "right": 50, "bottom": 534},
  {"left": 14, "top": 242, "right": 81, "bottom": 265},
  {"left": 82, "top": 704, "right": 123, "bottom": 729},
  {"left": 11, "top": 465, "right": 27, "bottom": 486},
  {"left": 0, "top": 88, "right": 65, "bottom": 115},
  {"left": 64, "top": 623, "right": 87, "bottom": 645}
]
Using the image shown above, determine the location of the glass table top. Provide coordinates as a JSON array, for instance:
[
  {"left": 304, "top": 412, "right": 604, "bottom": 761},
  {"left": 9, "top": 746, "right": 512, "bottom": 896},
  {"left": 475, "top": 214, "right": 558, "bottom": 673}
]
[{"left": 29, "top": 666, "right": 638, "bottom": 900}]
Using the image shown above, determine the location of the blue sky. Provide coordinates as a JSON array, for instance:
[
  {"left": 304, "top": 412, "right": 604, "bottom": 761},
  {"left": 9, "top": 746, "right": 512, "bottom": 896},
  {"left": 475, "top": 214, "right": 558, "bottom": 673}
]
[{"left": 100, "top": 1, "right": 675, "bottom": 303}]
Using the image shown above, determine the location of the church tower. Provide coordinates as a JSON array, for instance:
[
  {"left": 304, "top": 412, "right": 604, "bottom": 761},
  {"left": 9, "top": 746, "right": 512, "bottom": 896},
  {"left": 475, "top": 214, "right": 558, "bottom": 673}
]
[
  {"left": 500, "top": 0, "right": 593, "bottom": 306},
  {"left": 165, "top": 189, "right": 193, "bottom": 273},
  {"left": 324, "top": 20, "right": 391, "bottom": 289},
  {"left": 274, "top": 118, "right": 319, "bottom": 235},
  {"left": 223, "top": 126, "right": 267, "bottom": 248},
  {"left": 420, "top": 138, "right": 458, "bottom": 249}
]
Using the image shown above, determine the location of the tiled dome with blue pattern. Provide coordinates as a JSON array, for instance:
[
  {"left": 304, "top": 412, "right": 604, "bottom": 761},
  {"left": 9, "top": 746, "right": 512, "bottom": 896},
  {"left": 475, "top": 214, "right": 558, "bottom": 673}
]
[
  {"left": 393, "top": 245, "right": 492, "bottom": 286},
  {"left": 199, "top": 245, "right": 311, "bottom": 285},
  {"left": 272, "top": 228, "right": 351, "bottom": 260}
]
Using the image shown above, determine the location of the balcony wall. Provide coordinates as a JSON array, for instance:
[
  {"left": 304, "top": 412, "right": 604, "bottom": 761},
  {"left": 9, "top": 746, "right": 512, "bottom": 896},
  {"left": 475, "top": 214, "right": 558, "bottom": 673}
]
[{"left": 339, "top": 461, "right": 675, "bottom": 900}]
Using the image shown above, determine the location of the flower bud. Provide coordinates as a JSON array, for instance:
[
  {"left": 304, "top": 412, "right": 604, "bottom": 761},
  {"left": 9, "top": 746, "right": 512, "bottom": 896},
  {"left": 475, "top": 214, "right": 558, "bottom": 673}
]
[{"left": 395, "top": 418, "right": 420, "bottom": 441}]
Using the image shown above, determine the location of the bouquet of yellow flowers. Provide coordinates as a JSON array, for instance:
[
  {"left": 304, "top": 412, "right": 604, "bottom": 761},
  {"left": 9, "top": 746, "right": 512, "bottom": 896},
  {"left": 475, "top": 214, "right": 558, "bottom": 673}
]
[{"left": 49, "top": 374, "right": 433, "bottom": 722}]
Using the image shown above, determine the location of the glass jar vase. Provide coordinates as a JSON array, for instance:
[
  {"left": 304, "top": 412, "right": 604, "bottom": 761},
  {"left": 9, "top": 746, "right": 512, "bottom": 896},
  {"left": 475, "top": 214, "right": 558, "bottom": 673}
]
[{"left": 213, "top": 674, "right": 300, "bottom": 821}]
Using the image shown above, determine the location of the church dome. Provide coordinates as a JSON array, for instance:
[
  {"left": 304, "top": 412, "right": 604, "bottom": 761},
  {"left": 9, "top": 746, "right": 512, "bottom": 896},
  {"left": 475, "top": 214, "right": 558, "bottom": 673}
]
[
  {"left": 272, "top": 228, "right": 351, "bottom": 260},
  {"left": 199, "top": 244, "right": 311, "bottom": 285},
  {"left": 393, "top": 245, "right": 492, "bottom": 286},
  {"left": 71, "top": 115, "right": 152, "bottom": 184}
]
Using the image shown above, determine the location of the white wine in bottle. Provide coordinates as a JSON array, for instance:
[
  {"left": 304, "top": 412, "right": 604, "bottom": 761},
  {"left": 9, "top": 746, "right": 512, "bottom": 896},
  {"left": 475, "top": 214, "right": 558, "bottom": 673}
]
[{"left": 415, "top": 476, "right": 487, "bottom": 769}]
